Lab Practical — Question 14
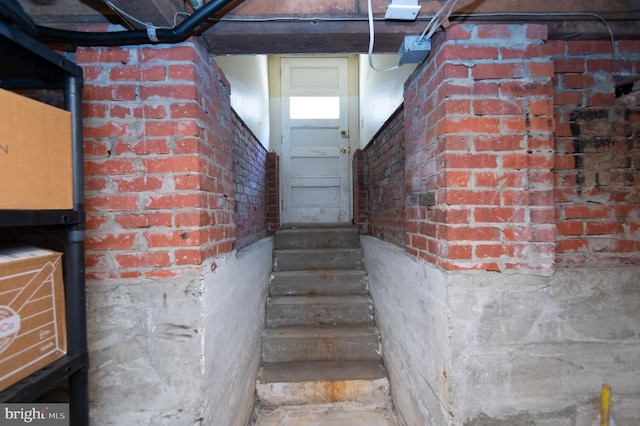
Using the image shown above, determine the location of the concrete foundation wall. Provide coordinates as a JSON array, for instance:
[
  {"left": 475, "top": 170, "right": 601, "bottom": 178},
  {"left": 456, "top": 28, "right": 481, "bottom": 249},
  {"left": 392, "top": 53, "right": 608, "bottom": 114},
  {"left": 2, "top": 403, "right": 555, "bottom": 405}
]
[
  {"left": 87, "top": 271, "right": 207, "bottom": 424},
  {"left": 87, "top": 237, "right": 272, "bottom": 425},
  {"left": 362, "top": 236, "right": 640, "bottom": 426},
  {"left": 449, "top": 267, "right": 640, "bottom": 426},
  {"left": 202, "top": 236, "right": 273, "bottom": 425},
  {"left": 362, "top": 235, "right": 452, "bottom": 426}
]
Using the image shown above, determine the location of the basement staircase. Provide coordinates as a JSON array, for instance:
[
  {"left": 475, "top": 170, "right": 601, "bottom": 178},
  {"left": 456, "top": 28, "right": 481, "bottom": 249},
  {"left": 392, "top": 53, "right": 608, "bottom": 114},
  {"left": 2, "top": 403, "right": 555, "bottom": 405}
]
[{"left": 251, "top": 224, "right": 397, "bottom": 425}]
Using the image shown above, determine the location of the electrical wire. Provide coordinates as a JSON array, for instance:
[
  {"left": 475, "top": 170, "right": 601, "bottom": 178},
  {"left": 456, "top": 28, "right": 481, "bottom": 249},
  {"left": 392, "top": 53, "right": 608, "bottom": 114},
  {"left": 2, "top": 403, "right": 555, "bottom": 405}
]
[
  {"left": 454, "top": 12, "right": 617, "bottom": 71},
  {"left": 37, "top": 0, "right": 235, "bottom": 45},
  {"left": 99, "top": 1, "right": 618, "bottom": 71},
  {"left": 419, "top": 0, "right": 459, "bottom": 41},
  {"left": 367, "top": 0, "right": 401, "bottom": 72},
  {"left": 100, "top": 2, "right": 616, "bottom": 56},
  {"left": 366, "top": 0, "right": 459, "bottom": 72},
  {"left": 459, "top": 12, "right": 615, "bottom": 53},
  {"left": 215, "top": 16, "right": 376, "bottom": 22},
  {"left": 103, "top": 0, "right": 191, "bottom": 30}
]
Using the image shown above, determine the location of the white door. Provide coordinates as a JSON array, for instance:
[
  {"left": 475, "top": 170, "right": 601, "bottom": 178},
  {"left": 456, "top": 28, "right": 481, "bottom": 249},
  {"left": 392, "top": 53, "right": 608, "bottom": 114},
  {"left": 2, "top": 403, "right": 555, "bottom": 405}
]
[{"left": 281, "top": 57, "right": 351, "bottom": 224}]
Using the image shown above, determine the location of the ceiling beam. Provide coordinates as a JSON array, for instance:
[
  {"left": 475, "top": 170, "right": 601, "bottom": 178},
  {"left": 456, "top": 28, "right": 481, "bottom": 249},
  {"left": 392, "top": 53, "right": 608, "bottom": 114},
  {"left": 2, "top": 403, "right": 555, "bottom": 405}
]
[
  {"left": 15, "top": 0, "right": 115, "bottom": 26},
  {"left": 15, "top": 0, "right": 640, "bottom": 54},
  {"left": 104, "top": 0, "right": 186, "bottom": 29},
  {"left": 202, "top": 16, "right": 640, "bottom": 55}
]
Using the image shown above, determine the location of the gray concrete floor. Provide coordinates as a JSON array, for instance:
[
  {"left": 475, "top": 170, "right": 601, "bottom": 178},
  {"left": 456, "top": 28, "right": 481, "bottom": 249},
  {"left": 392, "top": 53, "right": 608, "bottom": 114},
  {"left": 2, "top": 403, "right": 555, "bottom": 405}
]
[{"left": 253, "top": 405, "right": 397, "bottom": 426}]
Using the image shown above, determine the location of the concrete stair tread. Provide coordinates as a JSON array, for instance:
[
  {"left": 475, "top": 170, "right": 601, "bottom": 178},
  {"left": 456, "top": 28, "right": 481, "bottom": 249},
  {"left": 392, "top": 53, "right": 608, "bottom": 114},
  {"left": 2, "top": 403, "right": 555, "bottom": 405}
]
[
  {"left": 273, "top": 249, "right": 364, "bottom": 272},
  {"left": 269, "top": 294, "right": 372, "bottom": 306},
  {"left": 258, "top": 360, "right": 387, "bottom": 383},
  {"left": 271, "top": 270, "right": 368, "bottom": 296},
  {"left": 267, "top": 294, "right": 373, "bottom": 326},
  {"left": 275, "top": 248, "right": 362, "bottom": 255},
  {"left": 272, "top": 269, "right": 366, "bottom": 278},
  {"left": 279, "top": 222, "right": 355, "bottom": 228},
  {"left": 275, "top": 226, "right": 360, "bottom": 250},
  {"left": 277, "top": 227, "right": 358, "bottom": 234},
  {"left": 263, "top": 324, "right": 378, "bottom": 338},
  {"left": 253, "top": 405, "right": 397, "bottom": 426}
]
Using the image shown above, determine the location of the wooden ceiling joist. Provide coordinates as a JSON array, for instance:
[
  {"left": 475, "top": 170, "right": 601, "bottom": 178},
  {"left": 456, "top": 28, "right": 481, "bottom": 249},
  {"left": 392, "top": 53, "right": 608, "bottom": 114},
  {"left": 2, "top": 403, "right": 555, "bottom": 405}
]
[{"left": 15, "top": 0, "right": 640, "bottom": 53}]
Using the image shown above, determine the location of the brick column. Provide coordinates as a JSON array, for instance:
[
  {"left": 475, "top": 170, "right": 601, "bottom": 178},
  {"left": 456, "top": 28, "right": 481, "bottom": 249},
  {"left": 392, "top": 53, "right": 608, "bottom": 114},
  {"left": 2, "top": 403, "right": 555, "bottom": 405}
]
[
  {"left": 404, "top": 24, "right": 556, "bottom": 274},
  {"left": 79, "top": 38, "right": 236, "bottom": 280}
]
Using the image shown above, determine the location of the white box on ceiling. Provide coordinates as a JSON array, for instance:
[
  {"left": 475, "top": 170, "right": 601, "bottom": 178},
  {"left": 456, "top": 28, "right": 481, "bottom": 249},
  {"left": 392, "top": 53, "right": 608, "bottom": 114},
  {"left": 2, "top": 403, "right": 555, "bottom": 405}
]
[{"left": 385, "top": 0, "right": 421, "bottom": 20}]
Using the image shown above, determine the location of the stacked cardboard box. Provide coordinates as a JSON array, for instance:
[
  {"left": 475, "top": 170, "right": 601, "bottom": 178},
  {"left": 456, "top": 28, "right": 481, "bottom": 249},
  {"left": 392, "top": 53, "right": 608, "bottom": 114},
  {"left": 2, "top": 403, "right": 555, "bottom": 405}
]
[{"left": 0, "top": 246, "right": 67, "bottom": 391}]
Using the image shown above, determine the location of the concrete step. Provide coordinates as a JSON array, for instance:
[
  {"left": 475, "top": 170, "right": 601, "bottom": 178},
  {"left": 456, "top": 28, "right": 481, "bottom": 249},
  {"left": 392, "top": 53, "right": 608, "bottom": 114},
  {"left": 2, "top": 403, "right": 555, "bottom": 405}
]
[
  {"left": 257, "top": 361, "right": 390, "bottom": 407},
  {"left": 252, "top": 405, "right": 397, "bottom": 426},
  {"left": 262, "top": 324, "right": 381, "bottom": 363},
  {"left": 254, "top": 225, "right": 395, "bottom": 422},
  {"left": 275, "top": 226, "right": 360, "bottom": 250},
  {"left": 271, "top": 270, "right": 368, "bottom": 296},
  {"left": 273, "top": 248, "right": 364, "bottom": 272},
  {"left": 266, "top": 295, "right": 373, "bottom": 326}
]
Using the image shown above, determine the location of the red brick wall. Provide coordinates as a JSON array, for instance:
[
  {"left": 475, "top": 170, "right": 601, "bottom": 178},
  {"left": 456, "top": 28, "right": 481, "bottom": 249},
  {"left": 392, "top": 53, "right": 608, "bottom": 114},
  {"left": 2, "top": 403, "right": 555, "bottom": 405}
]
[
  {"left": 233, "top": 113, "right": 268, "bottom": 249},
  {"left": 356, "top": 26, "right": 640, "bottom": 272},
  {"left": 266, "top": 152, "right": 280, "bottom": 235},
  {"left": 79, "top": 39, "right": 237, "bottom": 280},
  {"left": 355, "top": 106, "right": 405, "bottom": 246},
  {"left": 352, "top": 149, "right": 368, "bottom": 233},
  {"left": 403, "top": 24, "right": 556, "bottom": 273},
  {"left": 553, "top": 40, "right": 640, "bottom": 266}
]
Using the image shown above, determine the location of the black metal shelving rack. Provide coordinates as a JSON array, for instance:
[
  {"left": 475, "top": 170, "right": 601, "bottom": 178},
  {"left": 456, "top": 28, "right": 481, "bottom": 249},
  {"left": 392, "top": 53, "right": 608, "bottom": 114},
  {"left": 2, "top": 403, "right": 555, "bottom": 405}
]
[{"left": 0, "top": 21, "right": 89, "bottom": 425}]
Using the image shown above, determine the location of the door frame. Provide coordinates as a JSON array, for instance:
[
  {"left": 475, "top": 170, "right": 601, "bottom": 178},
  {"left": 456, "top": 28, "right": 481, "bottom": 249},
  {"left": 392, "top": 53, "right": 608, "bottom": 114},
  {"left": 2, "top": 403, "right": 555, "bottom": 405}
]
[{"left": 269, "top": 55, "right": 360, "bottom": 225}]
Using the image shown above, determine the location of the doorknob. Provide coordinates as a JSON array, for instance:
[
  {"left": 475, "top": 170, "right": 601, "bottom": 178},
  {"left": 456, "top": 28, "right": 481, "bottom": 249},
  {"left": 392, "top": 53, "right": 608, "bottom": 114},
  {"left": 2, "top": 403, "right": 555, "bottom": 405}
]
[{"left": 341, "top": 147, "right": 350, "bottom": 154}]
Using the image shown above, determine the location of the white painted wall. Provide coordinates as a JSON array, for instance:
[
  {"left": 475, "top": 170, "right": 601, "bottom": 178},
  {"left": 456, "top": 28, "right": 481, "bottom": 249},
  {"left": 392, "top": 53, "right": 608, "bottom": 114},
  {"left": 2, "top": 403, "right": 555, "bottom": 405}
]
[
  {"left": 358, "top": 55, "right": 416, "bottom": 148},
  {"left": 216, "top": 54, "right": 414, "bottom": 152},
  {"left": 362, "top": 236, "right": 640, "bottom": 425},
  {"left": 215, "top": 55, "right": 271, "bottom": 149}
]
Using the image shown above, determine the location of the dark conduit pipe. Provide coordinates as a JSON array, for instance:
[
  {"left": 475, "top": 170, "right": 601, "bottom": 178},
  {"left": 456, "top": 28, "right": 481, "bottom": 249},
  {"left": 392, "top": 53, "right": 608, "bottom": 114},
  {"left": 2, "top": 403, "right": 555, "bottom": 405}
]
[{"left": 35, "top": 0, "right": 235, "bottom": 46}]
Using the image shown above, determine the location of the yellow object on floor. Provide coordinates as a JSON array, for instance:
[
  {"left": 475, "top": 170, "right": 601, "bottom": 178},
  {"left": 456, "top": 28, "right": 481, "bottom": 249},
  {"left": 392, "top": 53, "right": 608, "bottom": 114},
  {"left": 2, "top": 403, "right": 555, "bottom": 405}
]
[{"left": 601, "top": 384, "right": 611, "bottom": 426}]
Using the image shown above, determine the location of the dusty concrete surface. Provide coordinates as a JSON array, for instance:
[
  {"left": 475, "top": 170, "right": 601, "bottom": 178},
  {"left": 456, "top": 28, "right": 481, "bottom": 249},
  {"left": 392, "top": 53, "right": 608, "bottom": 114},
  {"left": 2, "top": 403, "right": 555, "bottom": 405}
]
[
  {"left": 256, "top": 226, "right": 395, "bottom": 423},
  {"left": 87, "top": 271, "right": 206, "bottom": 425},
  {"left": 253, "top": 403, "right": 398, "bottom": 426},
  {"left": 201, "top": 236, "right": 273, "bottom": 426},
  {"left": 362, "top": 236, "right": 640, "bottom": 426},
  {"left": 87, "top": 237, "right": 273, "bottom": 425},
  {"left": 448, "top": 267, "right": 640, "bottom": 426},
  {"left": 362, "top": 236, "right": 452, "bottom": 426}
]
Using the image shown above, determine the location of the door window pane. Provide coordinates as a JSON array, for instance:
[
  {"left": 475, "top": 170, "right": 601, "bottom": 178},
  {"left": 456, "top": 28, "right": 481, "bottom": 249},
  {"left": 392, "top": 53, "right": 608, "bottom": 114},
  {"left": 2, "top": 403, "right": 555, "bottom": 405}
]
[{"left": 290, "top": 96, "right": 339, "bottom": 119}]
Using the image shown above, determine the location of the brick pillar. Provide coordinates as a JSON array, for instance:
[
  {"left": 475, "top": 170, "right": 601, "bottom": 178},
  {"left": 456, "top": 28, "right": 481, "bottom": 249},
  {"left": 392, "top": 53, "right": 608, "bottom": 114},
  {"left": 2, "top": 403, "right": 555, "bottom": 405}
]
[
  {"left": 79, "top": 38, "right": 236, "bottom": 280},
  {"left": 404, "top": 24, "right": 556, "bottom": 274},
  {"left": 77, "top": 38, "right": 238, "bottom": 423}
]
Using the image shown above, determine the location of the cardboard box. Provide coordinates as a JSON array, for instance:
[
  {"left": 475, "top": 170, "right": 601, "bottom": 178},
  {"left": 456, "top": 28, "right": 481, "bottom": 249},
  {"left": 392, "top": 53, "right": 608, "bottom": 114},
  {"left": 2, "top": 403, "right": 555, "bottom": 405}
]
[
  {"left": 0, "top": 88, "right": 73, "bottom": 210},
  {"left": 0, "top": 246, "right": 67, "bottom": 391}
]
